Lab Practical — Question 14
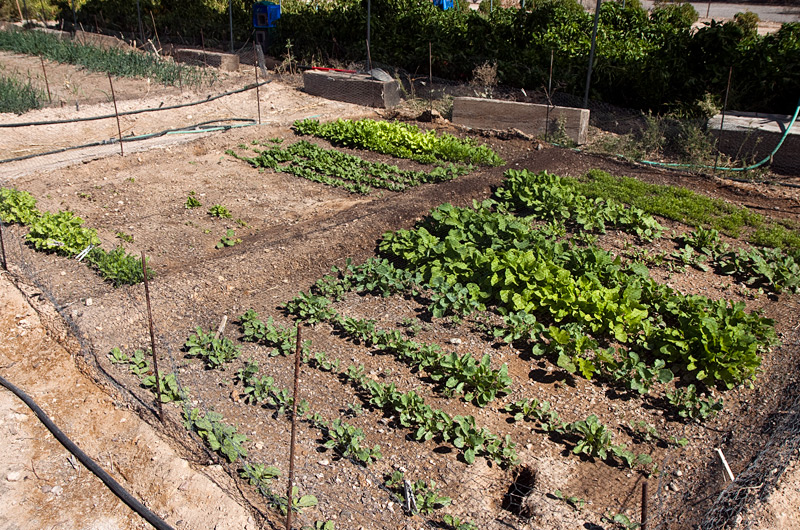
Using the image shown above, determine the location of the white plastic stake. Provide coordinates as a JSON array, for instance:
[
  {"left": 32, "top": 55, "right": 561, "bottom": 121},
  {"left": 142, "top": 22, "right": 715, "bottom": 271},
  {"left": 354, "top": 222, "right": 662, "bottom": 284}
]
[{"left": 716, "top": 448, "right": 735, "bottom": 482}]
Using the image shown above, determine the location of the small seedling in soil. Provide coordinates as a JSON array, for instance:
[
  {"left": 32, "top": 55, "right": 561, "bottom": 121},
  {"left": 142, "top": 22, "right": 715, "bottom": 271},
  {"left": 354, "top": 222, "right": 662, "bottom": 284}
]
[
  {"left": 272, "top": 486, "right": 318, "bottom": 515},
  {"left": 185, "top": 192, "right": 202, "bottom": 209},
  {"left": 442, "top": 514, "right": 478, "bottom": 530},
  {"left": 142, "top": 372, "right": 186, "bottom": 403},
  {"left": 115, "top": 231, "right": 134, "bottom": 243},
  {"left": 216, "top": 229, "right": 242, "bottom": 249},
  {"left": 208, "top": 204, "right": 232, "bottom": 218},
  {"left": 553, "top": 489, "right": 585, "bottom": 510},
  {"left": 185, "top": 327, "right": 241, "bottom": 368}
]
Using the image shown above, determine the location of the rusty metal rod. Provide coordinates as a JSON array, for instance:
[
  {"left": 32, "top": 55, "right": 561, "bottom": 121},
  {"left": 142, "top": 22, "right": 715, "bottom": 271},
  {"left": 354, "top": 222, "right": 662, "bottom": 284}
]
[
  {"left": 40, "top": 56, "right": 51, "bottom": 103},
  {"left": 641, "top": 481, "right": 648, "bottom": 530},
  {"left": 285, "top": 323, "right": 303, "bottom": 529},
  {"left": 254, "top": 43, "right": 261, "bottom": 125},
  {"left": 0, "top": 220, "right": 7, "bottom": 271},
  {"left": 107, "top": 73, "right": 123, "bottom": 156},
  {"left": 141, "top": 252, "right": 163, "bottom": 422}
]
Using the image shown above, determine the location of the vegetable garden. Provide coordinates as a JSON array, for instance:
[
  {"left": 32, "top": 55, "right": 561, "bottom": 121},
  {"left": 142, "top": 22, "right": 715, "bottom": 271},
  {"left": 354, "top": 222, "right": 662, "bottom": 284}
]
[{"left": 2, "top": 109, "right": 799, "bottom": 529}]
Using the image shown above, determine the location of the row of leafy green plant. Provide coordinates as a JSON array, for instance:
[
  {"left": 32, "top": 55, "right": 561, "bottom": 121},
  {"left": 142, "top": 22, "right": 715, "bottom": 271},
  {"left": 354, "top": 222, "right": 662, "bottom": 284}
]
[
  {"left": 504, "top": 399, "right": 656, "bottom": 470},
  {"left": 0, "top": 187, "right": 152, "bottom": 286},
  {"left": 108, "top": 343, "right": 326, "bottom": 522},
  {"left": 261, "top": 295, "right": 513, "bottom": 407},
  {"left": 0, "top": 72, "right": 45, "bottom": 114},
  {"left": 376, "top": 170, "right": 780, "bottom": 393},
  {"left": 574, "top": 169, "right": 800, "bottom": 252},
  {"left": 238, "top": 306, "right": 518, "bottom": 466},
  {"left": 0, "top": 28, "right": 215, "bottom": 88},
  {"left": 290, "top": 248, "right": 729, "bottom": 421},
  {"left": 227, "top": 137, "right": 471, "bottom": 195},
  {"left": 293, "top": 118, "right": 504, "bottom": 167},
  {"left": 271, "top": 0, "right": 798, "bottom": 115}
]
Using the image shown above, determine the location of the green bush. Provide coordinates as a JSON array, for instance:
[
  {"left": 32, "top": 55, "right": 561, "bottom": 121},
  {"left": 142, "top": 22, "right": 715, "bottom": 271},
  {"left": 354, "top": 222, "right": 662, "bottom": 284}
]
[
  {"left": 651, "top": 1, "right": 698, "bottom": 29},
  {"left": 734, "top": 11, "right": 760, "bottom": 37}
]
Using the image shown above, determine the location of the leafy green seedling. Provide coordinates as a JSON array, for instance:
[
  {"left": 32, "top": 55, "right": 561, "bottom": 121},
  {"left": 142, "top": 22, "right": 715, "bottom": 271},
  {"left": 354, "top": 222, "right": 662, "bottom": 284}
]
[
  {"left": 185, "top": 191, "right": 202, "bottom": 209},
  {"left": 216, "top": 229, "right": 242, "bottom": 249},
  {"left": 208, "top": 204, "right": 232, "bottom": 218}
]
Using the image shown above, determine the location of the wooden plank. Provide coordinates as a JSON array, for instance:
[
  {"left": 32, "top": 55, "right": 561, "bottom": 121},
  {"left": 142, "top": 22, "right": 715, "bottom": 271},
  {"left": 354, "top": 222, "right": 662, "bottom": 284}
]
[{"left": 452, "top": 97, "right": 590, "bottom": 145}]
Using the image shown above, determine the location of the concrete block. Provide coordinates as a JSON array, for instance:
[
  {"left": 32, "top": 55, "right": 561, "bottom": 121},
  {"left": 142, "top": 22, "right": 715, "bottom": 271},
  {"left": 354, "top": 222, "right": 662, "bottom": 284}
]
[
  {"left": 709, "top": 111, "right": 800, "bottom": 175},
  {"left": 452, "top": 97, "right": 590, "bottom": 145},
  {"left": 173, "top": 48, "right": 240, "bottom": 71},
  {"left": 303, "top": 70, "right": 401, "bottom": 109}
]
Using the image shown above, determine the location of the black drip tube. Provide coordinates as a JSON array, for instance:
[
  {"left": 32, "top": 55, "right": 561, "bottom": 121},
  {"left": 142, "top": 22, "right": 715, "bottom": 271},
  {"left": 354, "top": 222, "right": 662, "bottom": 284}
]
[{"left": 0, "top": 372, "right": 175, "bottom": 530}]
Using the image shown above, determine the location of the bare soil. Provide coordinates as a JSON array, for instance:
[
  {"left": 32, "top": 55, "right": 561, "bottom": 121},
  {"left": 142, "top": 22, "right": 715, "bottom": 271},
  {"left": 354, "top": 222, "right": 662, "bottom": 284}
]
[{"left": 1, "top": 54, "right": 799, "bottom": 530}]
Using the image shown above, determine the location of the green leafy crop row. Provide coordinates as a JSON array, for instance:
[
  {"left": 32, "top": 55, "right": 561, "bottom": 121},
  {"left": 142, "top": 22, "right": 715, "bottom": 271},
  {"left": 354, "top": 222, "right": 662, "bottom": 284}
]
[
  {"left": 0, "top": 73, "right": 45, "bottom": 114},
  {"left": 377, "top": 172, "right": 778, "bottom": 390},
  {"left": 495, "top": 169, "right": 663, "bottom": 241},
  {"left": 0, "top": 28, "right": 215, "bottom": 89},
  {"left": 504, "top": 399, "right": 653, "bottom": 469},
  {"left": 279, "top": 291, "right": 512, "bottom": 407},
  {"left": 0, "top": 187, "right": 152, "bottom": 286},
  {"left": 575, "top": 170, "right": 800, "bottom": 251},
  {"left": 293, "top": 118, "right": 504, "bottom": 167},
  {"left": 343, "top": 364, "right": 517, "bottom": 466},
  {"left": 228, "top": 139, "right": 471, "bottom": 195}
]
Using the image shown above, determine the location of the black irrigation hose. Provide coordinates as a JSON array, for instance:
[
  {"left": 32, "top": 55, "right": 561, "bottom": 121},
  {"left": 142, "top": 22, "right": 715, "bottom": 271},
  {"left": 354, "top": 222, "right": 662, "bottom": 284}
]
[
  {"left": 0, "top": 80, "right": 271, "bottom": 128},
  {"left": 0, "top": 372, "right": 175, "bottom": 530},
  {"left": 0, "top": 118, "right": 256, "bottom": 164}
]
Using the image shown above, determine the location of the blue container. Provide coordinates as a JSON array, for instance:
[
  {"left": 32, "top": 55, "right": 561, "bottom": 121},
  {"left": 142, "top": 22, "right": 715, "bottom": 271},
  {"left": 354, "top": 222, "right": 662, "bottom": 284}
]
[
  {"left": 433, "top": 0, "right": 453, "bottom": 10},
  {"left": 253, "top": 1, "right": 281, "bottom": 29}
]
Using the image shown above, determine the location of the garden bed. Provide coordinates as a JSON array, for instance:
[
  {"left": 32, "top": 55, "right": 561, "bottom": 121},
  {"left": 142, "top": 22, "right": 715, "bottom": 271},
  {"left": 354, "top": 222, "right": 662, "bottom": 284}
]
[{"left": 2, "top": 104, "right": 800, "bottom": 530}]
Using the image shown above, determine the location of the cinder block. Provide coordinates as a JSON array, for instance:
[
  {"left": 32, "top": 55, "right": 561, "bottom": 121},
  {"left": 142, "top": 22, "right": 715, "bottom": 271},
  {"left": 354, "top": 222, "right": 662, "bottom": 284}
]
[
  {"left": 303, "top": 70, "right": 401, "bottom": 109},
  {"left": 173, "top": 49, "right": 240, "bottom": 72},
  {"left": 452, "top": 97, "right": 590, "bottom": 145}
]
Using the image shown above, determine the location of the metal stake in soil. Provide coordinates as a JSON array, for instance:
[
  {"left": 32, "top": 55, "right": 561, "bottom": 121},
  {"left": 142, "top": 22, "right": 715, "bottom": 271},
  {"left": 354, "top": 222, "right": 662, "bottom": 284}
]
[
  {"left": 714, "top": 66, "right": 734, "bottom": 173},
  {"left": 545, "top": 49, "right": 553, "bottom": 141},
  {"left": 641, "top": 481, "right": 648, "bottom": 530},
  {"left": 285, "top": 323, "right": 303, "bottom": 530},
  {"left": 429, "top": 41, "right": 432, "bottom": 113},
  {"left": 141, "top": 252, "right": 164, "bottom": 422},
  {"left": 366, "top": 0, "right": 372, "bottom": 71},
  {"left": 107, "top": 73, "right": 124, "bottom": 156},
  {"left": 136, "top": 0, "right": 144, "bottom": 45},
  {"left": 0, "top": 220, "right": 8, "bottom": 271},
  {"left": 254, "top": 43, "right": 262, "bottom": 125},
  {"left": 229, "top": 0, "right": 234, "bottom": 53},
  {"left": 583, "top": 0, "right": 602, "bottom": 109},
  {"left": 40, "top": 56, "right": 52, "bottom": 103}
]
